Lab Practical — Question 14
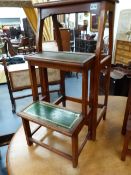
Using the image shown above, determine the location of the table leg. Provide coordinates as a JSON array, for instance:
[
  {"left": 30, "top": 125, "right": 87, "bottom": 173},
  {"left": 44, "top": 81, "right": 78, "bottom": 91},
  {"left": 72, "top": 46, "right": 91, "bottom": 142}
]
[
  {"left": 103, "top": 64, "right": 111, "bottom": 120},
  {"left": 121, "top": 131, "right": 131, "bottom": 161},
  {"left": 89, "top": 68, "right": 96, "bottom": 139},
  {"left": 121, "top": 81, "right": 131, "bottom": 135},
  {"left": 39, "top": 67, "right": 50, "bottom": 102},
  {"left": 28, "top": 64, "right": 39, "bottom": 101},
  {"left": 82, "top": 69, "right": 88, "bottom": 119},
  {"left": 72, "top": 134, "right": 78, "bottom": 168},
  {"left": 22, "top": 118, "right": 33, "bottom": 146},
  {"left": 60, "top": 70, "right": 66, "bottom": 106},
  {"left": 91, "top": 64, "right": 98, "bottom": 141}
]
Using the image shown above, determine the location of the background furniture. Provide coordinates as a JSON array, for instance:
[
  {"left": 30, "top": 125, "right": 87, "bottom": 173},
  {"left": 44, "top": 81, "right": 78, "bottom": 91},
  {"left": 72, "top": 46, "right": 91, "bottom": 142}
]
[
  {"left": 2, "top": 39, "right": 61, "bottom": 113},
  {"left": 7, "top": 96, "right": 129, "bottom": 175},
  {"left": 55, "top": 28, "right": 71, "bottom": 51},
  {"left": 0, "top": 134, "right": 14, "bottom": 148},
  {"left": 22, "top": 18, "right": 35, "bottom": 40},
  {"left": 0, "top": 133, "right": 14, "bottom": 169},
  {"left": 100, "top": 63, "right": 131, "bottom": 96},
  {"left": 4, "top": 36, "right": 19, "bottom": 57},
  {"left": 75, "top": 38, "right": 96, "bottom": 52},
  {"left": 121, "top": 80, "right": 131, "bottom": 160},
  {"left": 3, "top": 60, "right": 61, "bottom": 113},
  {"left": 74, "top": 25, "right": 87, "bottom": 40},
  {"left": 115, "top": 40, "right": 131, "bottom": 65},
  {"left": 2, "top": 61, "right": 39, "bottom": 113},
  {"left": 17, "top": 37, "right": 35, "bottom": 54},
  {"left": 110, "top": 65, "right": 131, "bottom": 96},
  {"left": 115, "top": 9, "right": 131, "bottom": 65}
]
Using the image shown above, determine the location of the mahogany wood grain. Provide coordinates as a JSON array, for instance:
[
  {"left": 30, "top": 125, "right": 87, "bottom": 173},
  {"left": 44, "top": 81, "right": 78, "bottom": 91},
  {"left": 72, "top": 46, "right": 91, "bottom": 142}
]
[{"left": 21, "top": 0, "right": 118, "bottom": 167}]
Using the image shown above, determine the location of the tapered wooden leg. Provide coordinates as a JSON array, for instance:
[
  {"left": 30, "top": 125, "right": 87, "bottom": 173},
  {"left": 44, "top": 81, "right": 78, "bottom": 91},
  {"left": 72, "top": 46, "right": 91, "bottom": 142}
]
[
  {"left": 90, "top": 66, "right": 97, "bottom": 141},
  {"left": 121, "top": 131, "right": 131, "bottom": 161},
  {"left": 72, "top": 134, "right": 78, "bottom": 168},
  {"left": 12, "top": 101, "right": 16, "bottom": 113},
  {"left": 60, "top": 71, "right": 66, "bottom": 107},
  {"left": 121, "top": 82, "right": 131, "bottom": 135},
  {"left": 103, "top": 65, "right": 111, "bottom": 120},
  {"left": 2, "top": 59, "right": 17, "bottom": 113},
  {"left": 39, "top": 67, "right": 50, "bottom": 102},
  {"left": 22, "top": 118, "right": 33, "bottom": 146},
  {"left": 122, "top": 115, "right": 128, "bottom": 135}
]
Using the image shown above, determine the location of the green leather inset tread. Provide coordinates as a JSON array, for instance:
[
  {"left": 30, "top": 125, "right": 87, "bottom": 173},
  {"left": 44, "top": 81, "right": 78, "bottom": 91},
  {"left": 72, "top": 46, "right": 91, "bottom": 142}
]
[
  {"left": 23, "top": 102, "right": 81, "bottom": 129},
  {"left": 32, "top": 51, "right": 95, "bottom": 63}
]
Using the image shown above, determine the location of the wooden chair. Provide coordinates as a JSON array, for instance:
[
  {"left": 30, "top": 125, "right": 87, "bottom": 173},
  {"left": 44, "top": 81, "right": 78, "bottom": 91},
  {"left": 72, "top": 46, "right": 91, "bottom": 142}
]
[
  {"left": 0, "top": 133, "right": 14, "bottom": 161},
  {"left": 2, "top": 59, "right": 61, "bottom": 113},
  {"left": 29, "top": 38, "right": 36, "bottom": 53},
  {"left": 17, "top": 37, "right": 30, "bottom": 54},
  {"left": 54, "top": 28, "right": 71, "bottom": 51},
  {"left": 3, "top": 36, "right": 19, "bottom": 57},
  {"left": 121, "top": 81, "right": 131, "bottom": 161},
  {"left": 17, "top": 37, "right": 36, "bottom": 54},
  {"left": 2, "top": 38, "right": 62, "bottom": 113},
  {"left": 0, "top": 134, "right": 14, "bottom": 148}
]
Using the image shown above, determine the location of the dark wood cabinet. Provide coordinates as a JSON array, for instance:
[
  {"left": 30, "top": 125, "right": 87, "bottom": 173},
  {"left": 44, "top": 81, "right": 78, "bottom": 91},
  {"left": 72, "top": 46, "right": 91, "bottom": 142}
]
[
  {"left": 22, "top": 18, "right": 35, "bottom": 39},
  {"left": 75, "top": 38, "right": 96, "bottom": 53},
  {"left": 115, "top": 40, "right": 131, "bottom": 65}
]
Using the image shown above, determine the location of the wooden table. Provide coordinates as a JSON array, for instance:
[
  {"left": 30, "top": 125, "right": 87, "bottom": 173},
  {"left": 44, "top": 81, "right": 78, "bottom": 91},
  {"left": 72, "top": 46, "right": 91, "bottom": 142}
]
[{"left": 7, "top": 96, "right": 129, "bottom": 175}]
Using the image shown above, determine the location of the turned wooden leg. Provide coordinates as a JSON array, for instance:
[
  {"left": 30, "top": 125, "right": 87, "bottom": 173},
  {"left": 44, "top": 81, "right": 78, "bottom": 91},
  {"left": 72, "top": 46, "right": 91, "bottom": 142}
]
[
  {"left": 22, "top": 118, "right": 33, "bottom": 146},
  {"left": 72, "top": 134, "right": 78, "bottom": 168},
  {"left": 121, "top": 131, "right": 131, "bottom": 161}
]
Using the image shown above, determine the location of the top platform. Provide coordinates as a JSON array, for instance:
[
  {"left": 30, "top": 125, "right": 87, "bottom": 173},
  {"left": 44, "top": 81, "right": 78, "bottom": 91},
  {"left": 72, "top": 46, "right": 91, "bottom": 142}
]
[
  {"left": 25, "top": 51, "right": 95, "bottom": 64},
  {"left": 33, "top": 0, "right": 119, "bottom": 8}
]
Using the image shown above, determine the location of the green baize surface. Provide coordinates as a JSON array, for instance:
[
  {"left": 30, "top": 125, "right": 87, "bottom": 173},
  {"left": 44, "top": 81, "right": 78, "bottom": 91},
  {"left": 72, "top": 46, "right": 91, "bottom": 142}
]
[{"left": 24, "top": 102, "right": 80, "bottom": 129}]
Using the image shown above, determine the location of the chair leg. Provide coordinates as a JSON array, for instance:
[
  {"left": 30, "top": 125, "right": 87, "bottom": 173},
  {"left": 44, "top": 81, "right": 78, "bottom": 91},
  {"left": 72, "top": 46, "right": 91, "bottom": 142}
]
[
  {"left": 121, "top": 99, "right": 130, "bottom": 135},
  {"left": 72, "top": 134, "right": 78, "bottom": 168},
  {"left": 76, "top": 72, "right": 79, "bottom": 79},
  {"left": 0, "top": 134, "right": 14, "bottom": 147},
  {"left": 103, "top": 67, "right": 111, "bottom": 120},
  {"left": 0, "top": 151, "right": 1, "bottom": 160},
  {"left": 121, "top": 130, "right": 131, "bottom": 161},
  {"left": 12, "top": 100, "right": 16, "bottom": 113},
  {"left": 22, "top": 118, "right": 33, "bottom": 146},
  {"left": 60, "top": 71, "right": 66, "bottom": 107},
  {"left": 2, "top": 59, "right": 16, "bottom": 113}
]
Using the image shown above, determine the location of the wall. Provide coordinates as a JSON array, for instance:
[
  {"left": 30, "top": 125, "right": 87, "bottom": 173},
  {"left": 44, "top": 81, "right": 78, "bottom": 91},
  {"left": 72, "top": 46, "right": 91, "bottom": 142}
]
[
  {"left": 114, "top": 0, "right": 131, "bottom": 41},
  {"left": 112, "top": 0, "right": 131, "bottom": 61},
  {"left": 0, "top": 7, "right": 26, "bottom": 30}
]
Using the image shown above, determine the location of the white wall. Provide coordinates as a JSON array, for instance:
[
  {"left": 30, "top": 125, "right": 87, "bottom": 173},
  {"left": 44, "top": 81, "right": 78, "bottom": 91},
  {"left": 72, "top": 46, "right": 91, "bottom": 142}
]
[
  {"left": 0, "top": 7, "right": 26, "bottom": 30},
  {"left": 0, "top": 7, "right": 26, "bottom": 18},
  {"left": 112, "top": 0, "right": 131, "bottom": 61},
  {"left": 114, "top": 0, "right": 131, "bottom": 41}
]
